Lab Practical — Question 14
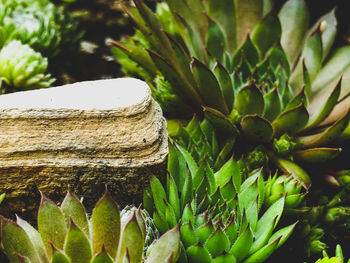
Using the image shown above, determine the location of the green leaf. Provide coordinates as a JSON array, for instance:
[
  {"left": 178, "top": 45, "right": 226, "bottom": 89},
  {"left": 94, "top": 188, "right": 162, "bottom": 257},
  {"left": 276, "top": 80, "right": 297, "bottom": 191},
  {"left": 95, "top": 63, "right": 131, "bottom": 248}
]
[
  {"left": 207, "top": 0, "right": 237, "bottom": 54},
  {"left": 176, "top": 143, "right": 199, "bottom": 177},
  {"left": 243, "top": 236, "right": 280, "bottom": 263},
  {"left": 0, "top": 217, "right": 41, "bottom": 263},
  {"left": 214, "top": 137, "right": 236, "bottom": 171},
  {"left": 16, "top": 216, "right": 49, "bottom": 263},
  {"left": 241, "top": 115, "right": 274, "bottom": 143},
  {"left": 116, "top": 212, "right": 144, "bottom": 263},
  {"left": 212, "top": 252, "right": 237, "bottom": 263},
  {"left": 167, "top": 173, "right": 181, "bottom": 221},
  {"left": 232, "top": 36, "right": 260, "bottom": 68},
  {"left": 153, "top": 208, "right": 170, "bottom": 234},
  {"left": 38, "top": 194, "right": 68, "bottom": 259},
  {"left": 180, "top": 169, "right": 193, "bottom": 212},
  {"left": 251, "top": 14, "right": 281, "bottom": 58},
  {"left": 91, "top": 247, "right": 114, "bottom": 263},
  {"left": 213, "top": 61, "right": 235, "bottom": 111},
  {"left": 64, "top": 219, "right": 92, "bottom": 263},
  {"left": 206, "top": 18, "right": 226, "bottom": 63},
  {"left": 91, "top": 188, "right": 121, "bottom": 259},
  {"left": 145, "top": 225, "right": 181, "bottom": 263},
  {"left": 204, "top": 229, "right": 230, "bottom": 258},
  {"left": 165, "top": 201, "right": 178, "bottom": 229},
  {"left": 195, "top": 220, "right": 215, "bottom": 244},
  {"left": 272, "top": 103, "right": 309, "bottom": 137},
  {"left": 191, "top": 57, "right": 229, "bottom": 114},
  {"left": 293, "top": 148, "right": 342, "bottom": 163},
  {"left": 267, "top": 222, "right": 298, "bottom": 248},
  {"left": 61, "top": 191, "right": 89, "bottom": 237},
  {"left": 298, "top": 110, "right": 350, "bottom": 147},
  {"left": 263, "top": 86, "right": 282, "bottom": 122},
  {"left": 51, "top": 246, "right": 71, "bottom": 263},
  {"left": 284, "top": 86, "right": 308, "bottom": 111},
  {"left": 312, "top": 46, "right": 350, "bottom": 95},
  {"left": 168, "top": 143, "right": 188, "bottom": 192},
  {"left": 180, "top": 222, "right": 198, "bottom": 248},
  {"left": 305, "top": 78, "right": 341, "bottom": 130},
  {"left": 235, "top": 82, "right": 264, "bottom": 116},
  {"left": 150, "top": 175, "right": 167, "bottom": 216},
  {"left": 230, "top": 224, "right": 254, "bottom": 262},
  {"left": 186, "top": 243, "right": 212, "bottom": 263},
  {"left": 257, "top": 197, "right": 285, "bottom": 232},
  {"left": 278, "top": 0, "right": 309, "bottom": 67},
  {"left": 234, "top": 0, "right": 263, "bottom": 48},
  {"left": 203, "top": 106, "right": 238, "bottom": 135},
  {"left": 215, "top": 157, "right": 241, "bottom": 190}
]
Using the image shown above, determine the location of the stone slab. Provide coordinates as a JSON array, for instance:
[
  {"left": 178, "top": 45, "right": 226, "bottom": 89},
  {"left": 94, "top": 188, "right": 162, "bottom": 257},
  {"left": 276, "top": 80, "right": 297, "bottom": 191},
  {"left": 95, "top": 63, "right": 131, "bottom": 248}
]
[{"left": 0, "top": 78, "right": 168, "bottom": 220}]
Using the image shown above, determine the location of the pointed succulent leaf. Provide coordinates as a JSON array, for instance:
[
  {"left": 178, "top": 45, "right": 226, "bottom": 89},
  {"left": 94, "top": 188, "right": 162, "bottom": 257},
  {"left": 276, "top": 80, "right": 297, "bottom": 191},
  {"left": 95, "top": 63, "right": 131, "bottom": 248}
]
[
  {"left": 38, "top": 193, "right": 67, "bottom": 259},
  {"left": 16, "top": 216, "right": 49, "bottom": 263},
  {"left": 285, "top": 86, "right": 308, "bottom": 111},
  {"left": 168, "top": 144, "right": 188, "bottom": 192},
  {"left": 263, "top": 86, "right": 282, "bottom": 122},
  {"left": 91, "top": 247, "right": 114, "bottom": 263},
  {"left": 234, "top": 1, "right": 263, "bottom": 49},
  {"left": 51, "top": 247, "right": 70, "bottom": 263},
  {"left": 298, "top": 110, "right": 350, "bottom": 147},
  {"left": 246, "top": 199, "right": 259, "bottom": 231},
  {"left": 167, "top": 173, "right": 180, "bottom": 221},
  {"left": 176, "top": 143, "right": 198, "bottom": 177},
  {"left": 293, "top": 148, "right": 342, "bottom": 163},
  {"left": 235, "top": 82, "right": 264, "bottom": 115},
  {"left": 180, "top": 170, "right": 193, "bottom": 212},
  {"left": 272, "top": 156, "right": 311, "bottom": 187},
  {"left": 279, "top": 0, "right": 309, "bottom": 67},
  {"left": 267, "top": 222, "right": 298, "bottom": 249},
  {"left": 213, "top": 61, "right": 235, "bottom": 111},
  {"left": 186, "top": 243, "right": 212, "bottom": 263},
  {"left": 212, "top": 252, "right": 236, "bottom": 263},
  {"left": 224, "top": 216, "right": 238, "bottom": 246},
  {"left": 143, "top": 188, "right": 154, "bottom": 217},
  {"left": 272, "top": 103, "right": 309, "bottom": 137},
  {"left": 204, "top": 228, "right": 230, "bottom": 258},
  {"left": 258, "top": 196, "right": 285, "bottom": 230},
  {"left": 214, "top": 137, "right": 236, "bottom": 171},
  {"left": 14, "top": 253, "right": 32, "bottom": 263},
  {"left": 195, "top": 220, "right": 215, "bottom": 244},
  {"left": 61, "top": 191, "right": 89, "bottom": 237},
  {"left": 243, "top": 236, "right": 280, "bottom": 263},
  {"left": 145, "top": 225, "right": 181, "bottom": 263},
  {"left": 312, "top": 46, "right": 350, "bottom": 95},
  {"left": 230, "top": 224, "right": 254, "bottom": 262},
  {"left": 0, "top": 217, "right": 41, "bottom": 263},
  {"left": 207, "top": 0, "right": 236, "bottom": 54},
  {"left": 117, "top": 212, "right": 144, "bottom": 263},
  {"left": 251, "top": 14, "right": 281, "bottom": 58},
  {"left": 181, "top": 203, "right": 195, "bottom": 226},
  {"left": 165, "top": 201, "right": 178, "bottom": 228},
  {"left": 91, "top": 188, "right": 121, "bottom": 259},
  {"left": 64, "top": 218, "right": 92, "bottom": 263},
  {"left": 150, "top": 175, "right": 167, "bottom": 215},
  {"left": 180, "top": 221, "right": 198, "bottom": 248},
  {"left": 318, "top": 9, "right": 337, "bottom": 60},
  {"left": 203, "top": 106, "right": 238, "bottom": 135},
  {"left": 153, "top": 208, "right": 170, "bottom": 234},
  {"left": 304, "top": 78, "right": 341, "bottom": 130},
  {"left": 215, "top": 157, "right": 241, "bottom": 190},
  {"left": 206, "top": 18, "right": 226, "bottom": 63},
  {"left": 191, "top": 57, "right": 229, "bottom": 114},
  {"left": 241, "top": 115, "right": 274, "bottom": 143}
]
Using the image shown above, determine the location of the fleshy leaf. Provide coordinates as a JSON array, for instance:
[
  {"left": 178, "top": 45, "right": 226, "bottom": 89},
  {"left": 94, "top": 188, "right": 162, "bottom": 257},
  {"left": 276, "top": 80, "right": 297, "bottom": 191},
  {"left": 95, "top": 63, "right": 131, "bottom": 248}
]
[
  {"left": 0, "top": 216, "right": 41, "bottom": 263},
  {"left": 38, "top": 193, "right": 68, "bottom": 259},
  {"left": 64, "top": 218, "right": 92, "bottom": 263},
  {"left": 186, "top": 243, "right": 212, "bottom": 263},
  {"left": 263, "top": 86, "right": 282, "bottom": 122},
  {"left": 241, "top": 115, "right": 274, "bottom": 143},
  {"left": 243, "top": 236, "right": 280, "bottom": 263},
  {"left": 203, "top": 106, "right": 238, "bottom": 135},
  {"left": 230, "top": 224, "right": 253, "bottom": 262},
  {"left": 235, "top": 82, "right": 264, "bottom": 116},
  {"left": 91, "top": 247, "right": 114, "bottom": 263},
  {"left": 293, "top": 148, "right": 342, "bottom": 163},
  {"left": 116, "top": 212, "right": 144, "bottom": 263},
  {"left": 204, "top": 228, "right": 230, "bottom": 258},
  {"left": 213, "top": 61, "right": 234, "bottom": 110},
  {"left": 145, "top": 225, "right": 181, "bottom": 263},
  {"left": 61, "top": 191, "right": 89, "bottom": 237},
  {"left": 215, "top": 157, "right": 241, "bottom": 190},
  {"left": 91, "top": 187, "right": 121, "bottom": 259}
]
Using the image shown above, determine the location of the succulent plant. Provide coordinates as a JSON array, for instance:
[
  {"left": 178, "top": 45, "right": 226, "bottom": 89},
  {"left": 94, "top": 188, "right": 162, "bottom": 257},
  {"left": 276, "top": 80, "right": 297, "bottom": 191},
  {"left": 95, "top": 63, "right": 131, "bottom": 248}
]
[
  {"left": 0, "top": 188, "right": 181, "bottom": 263},
  {"left": 112, "top": 0, "right": 350, "bottom": 186},
  {"left": 315, "top": 245, "right": 349, "bottom": 263},
  {"left": 143, "top": 142, "right": 297, "bottom": 263},
  {"left": 0, "top": 193, "right": 5, "bottom": 204},
  {"left": 0, "top": 0, "right": 82, "bottom": 57},
  {"left": 0, "top": 40, "right": 55, "bottom": 92}
]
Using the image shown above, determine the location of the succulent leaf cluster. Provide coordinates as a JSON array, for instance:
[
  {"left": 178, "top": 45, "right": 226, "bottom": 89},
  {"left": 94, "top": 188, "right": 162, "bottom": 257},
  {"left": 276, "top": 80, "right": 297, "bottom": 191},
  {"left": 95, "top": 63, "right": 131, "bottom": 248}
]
[
  {"left": 0, "top": 188, "right": 181, "bottom": 263},
  {"left": 113, "top": 0, "right": 350, "bottom": 182},
  {"left": 0, "top": 40, "right": 55, "bottom": 91},
  {"left": 0, "top": 0, "right": 82, "bottom": 57},
  {"left": 143, "top": 143, "right": 298, "bottom": 263},
  {"left": 315, "top": 245, "right": 349, "bottom": 263}
]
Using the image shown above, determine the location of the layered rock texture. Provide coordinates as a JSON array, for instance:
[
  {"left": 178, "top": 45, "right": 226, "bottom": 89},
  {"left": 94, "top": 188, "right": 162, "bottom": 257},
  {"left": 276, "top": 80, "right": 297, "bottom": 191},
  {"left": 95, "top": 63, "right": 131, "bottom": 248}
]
[{"left": 0, "top": 78, "right": 168, "bottom": 220}]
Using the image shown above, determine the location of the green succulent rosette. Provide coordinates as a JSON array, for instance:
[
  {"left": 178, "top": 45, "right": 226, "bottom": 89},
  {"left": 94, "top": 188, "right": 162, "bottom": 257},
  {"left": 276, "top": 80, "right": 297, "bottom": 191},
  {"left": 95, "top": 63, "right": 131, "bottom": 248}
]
[
  {"left": 143, "top": 142, "right": 297, "bottom": 263},
  {"left": 113, "top": 0, "right": 350, "bottom": 187},
  {"left": 0, "top": 40, "right": 55, "bottom": 91},
  {"left": 0, "top": 188, "right": 181, "bottom": 263},
  {"left": 315, "top": 245, "right": 349, "bottom": 263},
  {"left": 0, "top": 0, "right": 82, "bottom": 57}
]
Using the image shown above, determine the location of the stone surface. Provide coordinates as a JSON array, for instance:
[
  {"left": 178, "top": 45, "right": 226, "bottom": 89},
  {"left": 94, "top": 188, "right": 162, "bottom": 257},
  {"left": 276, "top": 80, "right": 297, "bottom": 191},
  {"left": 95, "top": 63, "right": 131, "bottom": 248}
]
[{"left": 0, "top": 78, "right": 168, "bottom": 220}]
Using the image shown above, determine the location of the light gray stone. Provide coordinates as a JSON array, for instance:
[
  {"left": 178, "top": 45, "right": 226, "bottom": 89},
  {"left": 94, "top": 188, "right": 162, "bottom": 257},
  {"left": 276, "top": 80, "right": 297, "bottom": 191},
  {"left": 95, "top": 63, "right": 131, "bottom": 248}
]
[{"left": 0, "top": 78, "right": 168, "bottom": 220}]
